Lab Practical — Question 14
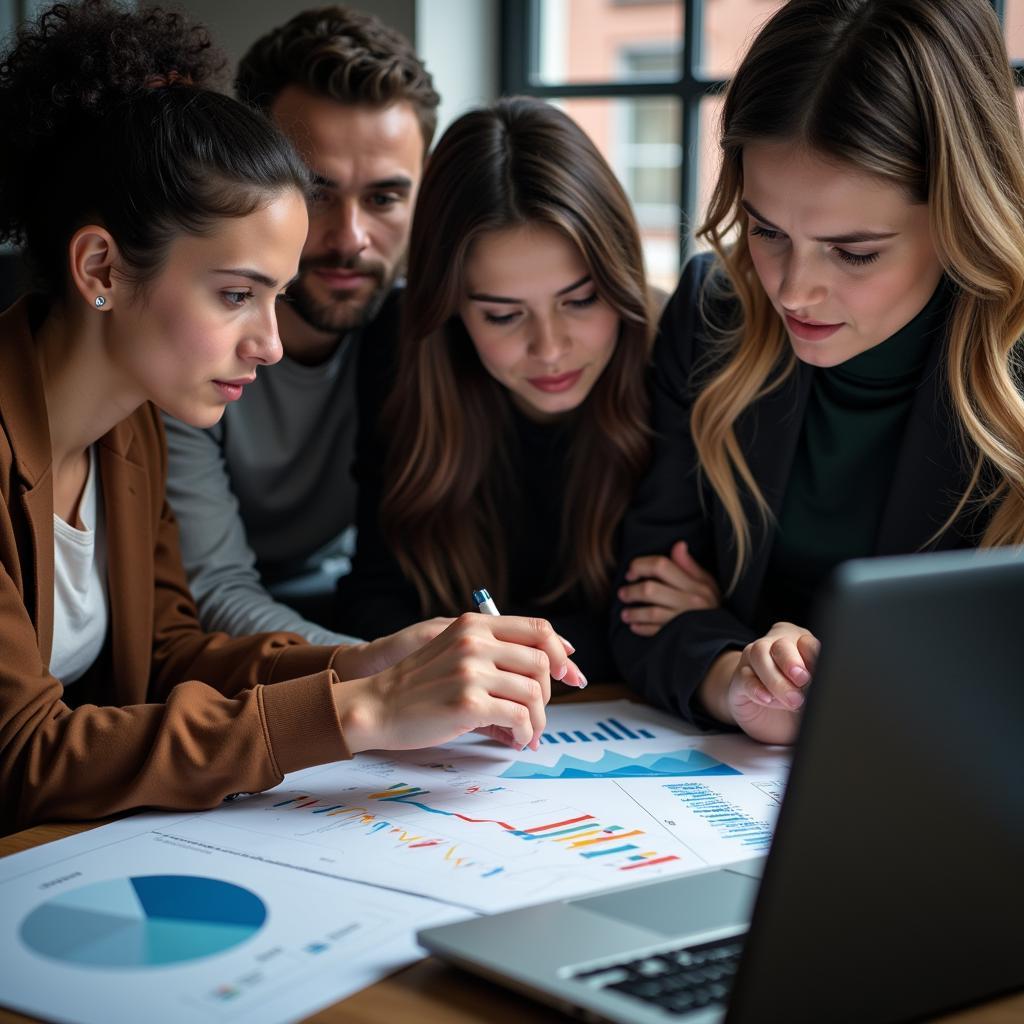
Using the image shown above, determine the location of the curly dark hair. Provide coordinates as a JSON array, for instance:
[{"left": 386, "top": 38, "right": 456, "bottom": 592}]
[
  {"left": 237, "top": 5, "right": 439, "bottom": 150},
  {"left": 0, "top": 0, "right": 310, "bottom": 297}
]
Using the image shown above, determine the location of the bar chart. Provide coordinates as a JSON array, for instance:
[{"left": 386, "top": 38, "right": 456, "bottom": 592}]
[
  {"left": 540, "top": 717, "right": 657, "bottom": 745},
  {"left": 663, "top": 780, "right": 774, "bottom": 852}
]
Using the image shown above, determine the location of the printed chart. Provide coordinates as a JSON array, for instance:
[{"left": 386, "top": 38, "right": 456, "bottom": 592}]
[
  {"left": 0, "top": 823, "right": 451, "bottom": 1024},
  {"left": 500, "top": 747, "right": 740, "bottom": 780},
  {"left": 189, "top": 703, "right": 790, "bottom": 914},
  {"left": 625, "top": 775, "right": 787, "bottom": 861},
  {"left": 20, "top": 875, "right": 266, "bottom": 968},
  {"left": 201, "top": 758, "right": 702, "bottom": 913},
  {"left": 540, "top": 715, "right": 658, "bottom": 745},
  {"left": 431, "top": 700, "right": 791, "bottom": 781}
]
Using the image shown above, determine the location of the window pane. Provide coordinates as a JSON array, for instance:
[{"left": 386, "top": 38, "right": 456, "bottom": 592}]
[
  {"left": 533, "top": 0, "right": 682, "bottom": 87},
  {"left": 700, "top": 0, "right": 787, "bottom": 79},
  {"left": 1005, "top": 0, "right": 1024, "bottom": 62},
  {"left": 557, "top": 96, "right": 682, "bottom": 292},
  {"left": 694, "top": 94, "right": 725, "bottom": 251}
]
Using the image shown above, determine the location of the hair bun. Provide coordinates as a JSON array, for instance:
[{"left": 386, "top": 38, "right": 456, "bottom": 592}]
[{"left": 0, "top": 1, "right": 225, "bottom": 121}]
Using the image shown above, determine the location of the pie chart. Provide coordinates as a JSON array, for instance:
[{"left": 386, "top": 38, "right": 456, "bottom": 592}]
[{"left": 19, "top": 875, "right": 267, "bottom": 968}]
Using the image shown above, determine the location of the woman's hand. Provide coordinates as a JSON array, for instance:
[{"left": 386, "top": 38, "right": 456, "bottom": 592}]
[
  {"left": 698, "top": 622, "right": 820, "bottom": 746},
  {"left": 333, "top": 618, "right": 453, "bottom": 678},
  {"left": 331, "top": 614, "right": 583, "bottom": 754},
  {"left": 618, "top": 541, "right": 720, "bottom": 636}
]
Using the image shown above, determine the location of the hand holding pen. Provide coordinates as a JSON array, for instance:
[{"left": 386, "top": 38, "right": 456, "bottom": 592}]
[
  {"left": 329, "top": 596, "right": 585, "bottom": 754},
  {"left": 473, "top": 589, "right": 586, "bottom": 750}
]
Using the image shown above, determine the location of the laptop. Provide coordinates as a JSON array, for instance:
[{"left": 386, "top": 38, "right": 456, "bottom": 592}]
[{"left": 418, "top": 546, "right": 1024, "bottom": 1023}]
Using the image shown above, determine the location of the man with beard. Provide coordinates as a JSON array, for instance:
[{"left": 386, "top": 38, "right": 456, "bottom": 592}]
[{"left": 163, "top": 7, "right": 439, "bottom": 641}]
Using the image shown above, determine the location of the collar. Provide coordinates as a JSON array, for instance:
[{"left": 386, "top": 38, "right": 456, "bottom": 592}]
[{"left": 0, "top": 297, "right": 137, "bottom": 485}]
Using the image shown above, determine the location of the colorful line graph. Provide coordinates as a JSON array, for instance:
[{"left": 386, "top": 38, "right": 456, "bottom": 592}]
[
  {"left": 268, "top": 783, "right": 681, "bottom": 877},
  {"left": 540, "top": 717, "right": 657, "bottom": 745},
  {"left": 664, "top": 781, "right": 773, "bottom": 851},
  {"left": 500, "top": 748, "right": 741, "bottom": 780}
]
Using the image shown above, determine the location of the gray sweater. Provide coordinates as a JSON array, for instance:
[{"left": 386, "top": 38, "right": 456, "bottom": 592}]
[{"left": 163, "top": 290, "right": 401, "bottom": 645}]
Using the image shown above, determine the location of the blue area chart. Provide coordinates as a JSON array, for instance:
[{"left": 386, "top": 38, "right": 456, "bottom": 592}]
[
  {"left": 20, "top": 875, "right": 266, "bottom": 968},
  {"left": 500, "top": 748, "right": 741, "bottom": 780}
]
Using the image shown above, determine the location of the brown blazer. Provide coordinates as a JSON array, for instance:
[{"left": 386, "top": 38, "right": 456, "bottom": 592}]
[{"left": 0, "top": 299, "right": 351, "bottom": 831}]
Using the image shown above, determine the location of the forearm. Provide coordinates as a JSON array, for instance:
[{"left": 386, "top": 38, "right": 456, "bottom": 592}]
[
  {"left": 196, "top": 577, "right": 362, "bottom": 646},
  {"left": 4, "top": 671, "right": 349, "bottom": 830}
]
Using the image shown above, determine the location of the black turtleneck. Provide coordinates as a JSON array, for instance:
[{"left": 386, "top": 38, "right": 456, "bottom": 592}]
[
  {"left": 755, "top": 280, "right": 951, "bottom": 629},
  {"left": 338, "top": 376, "right": 618, "bottom": 681}
]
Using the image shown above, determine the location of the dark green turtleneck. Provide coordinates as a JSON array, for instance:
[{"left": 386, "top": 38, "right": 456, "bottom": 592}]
[{"left": 755, "top": 280, "right": 951, "bottom": 630}]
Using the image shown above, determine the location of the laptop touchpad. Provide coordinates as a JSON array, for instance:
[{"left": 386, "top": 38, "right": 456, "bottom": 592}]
[{"left": 573, "top": 871, "right": 758, "bottom": 937}]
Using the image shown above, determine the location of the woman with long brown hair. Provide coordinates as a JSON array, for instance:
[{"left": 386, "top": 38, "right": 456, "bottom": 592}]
[
  {"left": 612, "top": 0, "right": 1024, "bottom": 744},
  {"left": 337, "top": 97, "right": 702, "bottom": 679}
]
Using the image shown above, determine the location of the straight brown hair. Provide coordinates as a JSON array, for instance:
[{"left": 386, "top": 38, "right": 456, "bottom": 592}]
[{"left": 380, "top": 97, "right": 654, "bottom": 615}]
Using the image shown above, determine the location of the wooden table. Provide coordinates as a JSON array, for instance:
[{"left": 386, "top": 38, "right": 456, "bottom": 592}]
[{"left": 2, "top": 684, "right": 1021, "bottom": 1024}]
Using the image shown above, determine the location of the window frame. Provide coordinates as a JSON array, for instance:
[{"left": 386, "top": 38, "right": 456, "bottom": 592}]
[
  {"left": 501, "top": 0, "right": 1021, "bottom": 270},
  {"left": 502, "top": 0, "right": 721, "bottom": 269}
]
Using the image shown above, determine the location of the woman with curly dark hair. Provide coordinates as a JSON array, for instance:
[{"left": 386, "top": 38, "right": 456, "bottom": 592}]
[{"left": 0, "top": 1, "right": 580, "bottom": 831}]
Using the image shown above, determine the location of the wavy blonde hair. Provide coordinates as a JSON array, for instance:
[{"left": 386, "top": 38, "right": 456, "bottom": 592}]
[{"left": 695, "top": 0, "right": 1024, "bottom": 593}]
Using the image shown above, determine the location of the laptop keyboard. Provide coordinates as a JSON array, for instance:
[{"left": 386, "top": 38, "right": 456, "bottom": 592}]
[{"left": 569, "top": 935, "right": 744, "bottom": 1016}]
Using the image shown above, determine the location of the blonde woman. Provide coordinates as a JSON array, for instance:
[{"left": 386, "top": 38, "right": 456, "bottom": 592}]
[{"left": 612, "top": 0, "right": 1024, "bottom": 745}]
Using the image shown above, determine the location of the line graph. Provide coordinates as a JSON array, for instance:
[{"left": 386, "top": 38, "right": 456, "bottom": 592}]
[{"left": 268, "top": 781, "right": 682, "bottom": 876}]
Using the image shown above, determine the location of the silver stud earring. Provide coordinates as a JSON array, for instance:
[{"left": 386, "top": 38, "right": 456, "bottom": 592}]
[{"left": 94, "top": 296, "right": 106, "bottom": 308}]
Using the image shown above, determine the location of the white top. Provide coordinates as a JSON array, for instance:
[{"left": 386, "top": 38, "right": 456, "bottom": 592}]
[{"left": 51, "top": 446, "right": 109, "bottom": 685}]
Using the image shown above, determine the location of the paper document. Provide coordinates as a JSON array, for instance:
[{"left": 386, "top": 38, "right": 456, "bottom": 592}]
[
  {"left": 0, "top": 817, "right": 455, "bottom": 1024},
  {"left": 0, "top": 701, "right": 790, "bottom": 1024},
  {"left": 183, "top": 701, "right": 790, "bottom": 914}
]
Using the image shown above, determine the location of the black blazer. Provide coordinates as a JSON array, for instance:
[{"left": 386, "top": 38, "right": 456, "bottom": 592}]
[{"left": 610, "top": 254, "right": 984, "bottom": 723}]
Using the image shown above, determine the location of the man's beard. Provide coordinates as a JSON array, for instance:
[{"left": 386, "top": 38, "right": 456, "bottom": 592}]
[{"left": 287, "top": 255, "right": 392, "bottom": 334}]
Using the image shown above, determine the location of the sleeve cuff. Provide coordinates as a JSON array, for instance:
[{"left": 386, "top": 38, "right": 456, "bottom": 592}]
[
  {"left": 264, "top": 643, "right": 343, "bottom": 685},
  {"left": 259, "top": 670, "right": 352, "bottom": 775}
]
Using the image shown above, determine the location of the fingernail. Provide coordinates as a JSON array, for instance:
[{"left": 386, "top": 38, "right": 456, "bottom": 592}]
[
  {"left": 578, "top": 672, "right": 588, "bottom": 689},
  {"left": 555, "top": 663, "right": 568, "bottom": 681},
  {"left": 557, "top": 634, "right": 576, "bottom": 655},
  {"left": 790, "top": 666, "right": 809, "bottom": 685},
  {"left": 786, "top": 690, "right": 804, "bottom": 709}
]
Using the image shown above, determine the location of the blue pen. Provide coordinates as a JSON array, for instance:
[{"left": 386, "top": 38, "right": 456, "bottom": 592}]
[{"left": 472, "top": 588, "right": 500, "bottom": 616}]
